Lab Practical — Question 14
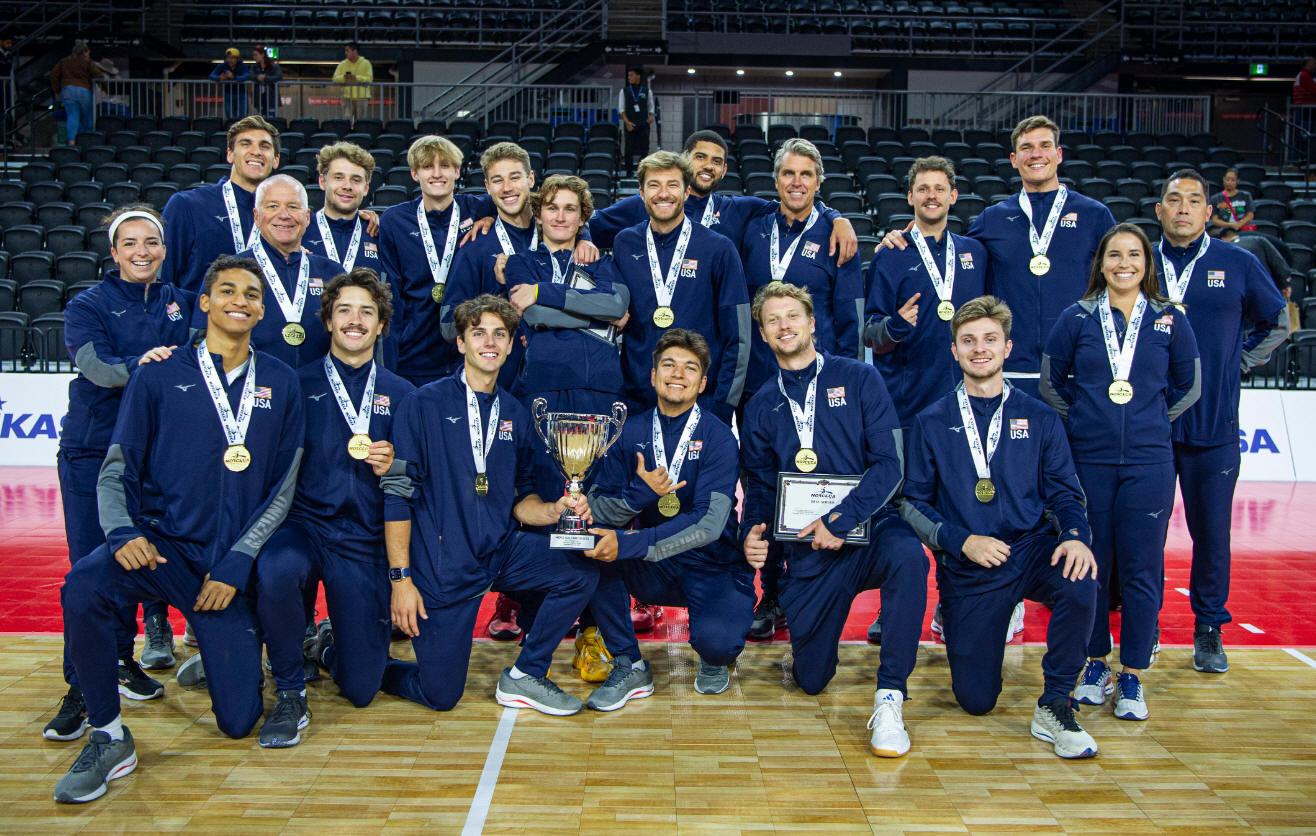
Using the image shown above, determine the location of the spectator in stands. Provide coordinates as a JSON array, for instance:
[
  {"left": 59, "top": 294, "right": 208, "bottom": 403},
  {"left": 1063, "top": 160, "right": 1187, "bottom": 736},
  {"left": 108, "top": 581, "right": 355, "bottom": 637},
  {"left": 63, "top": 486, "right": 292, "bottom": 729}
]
[
  {"left": 620, "top": 66, "right": 653, "bottom": 177},
  {"left": 334, "top": 42, "right": 372, "bottom": 124},
  {"left": 50, "top": 40, "right": 107, "bottom": 146},
  {"left": 1209, "top": 169, "right": 1255, "bottom": 235},
  {"left": 250, "top": 47, "right": 282, "bottom": 120},
  {"left": 210, "top": 48, "right": 249, "bottom": 123},
  {"left": 1294, "top": 57, "right": 1316, "bottom": 107}
]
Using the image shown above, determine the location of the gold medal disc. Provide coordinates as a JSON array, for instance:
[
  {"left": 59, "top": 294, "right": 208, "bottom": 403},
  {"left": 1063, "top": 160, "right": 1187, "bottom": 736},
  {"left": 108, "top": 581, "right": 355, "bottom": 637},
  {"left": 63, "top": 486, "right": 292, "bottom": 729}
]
[
  {"left": 224, "top": 444, "right": 251, "bottom": 472},
  {"left": 475, "top": 473, "right": 489, "bottom": 497},
  {"left": 652, "top": 306, "right": 675, "bottom": 328},
  {"left": 1108, "top": 380, "right": 1134, "bottom": 405},
  {"left": 974, "top": 477, "right": 996, "bottom": 503},
  {"left": 794, "top": 447, "right": 818, "bottom": 472},
  {"left": 1029, "top": 254, "right": 1051, "bottom": 276},
  {"left": 347, "top": 434, "right": 372, "bottom": 460},
  {"left": 657, "top": 493, "right": 680, "bottom": 517},
  {"left": 936, "top": 300, "right": 955, "bottom": 321},
  {"left": 431, "top": 283, "right": 445, "bottom": 303},
  {"left": 282, "top": 323, "right": 306, "bottom": 346}
]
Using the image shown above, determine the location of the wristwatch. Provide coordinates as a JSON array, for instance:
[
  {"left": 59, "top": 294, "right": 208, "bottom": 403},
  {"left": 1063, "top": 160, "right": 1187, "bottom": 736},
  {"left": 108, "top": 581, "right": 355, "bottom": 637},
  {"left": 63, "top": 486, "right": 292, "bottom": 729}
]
[{"left": 388, "top": 567, "right": 411, "bottom": 582}]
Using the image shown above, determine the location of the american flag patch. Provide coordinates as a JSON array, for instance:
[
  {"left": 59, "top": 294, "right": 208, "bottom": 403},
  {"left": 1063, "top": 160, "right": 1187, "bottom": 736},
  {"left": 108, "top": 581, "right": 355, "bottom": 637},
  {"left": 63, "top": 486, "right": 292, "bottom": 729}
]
[
  {"left": 165, "top": 302, "right": 180, "bottom": 316},
  {"left": 681, "top": 258, "right": 699, "bottom": 270},
  {"left": 1155, "top": 314, "right": 1174, "bottom": 326},
  {"left": 959, "top": 253, "right": 973, "bottom": 268},
  {"left": 309, "top": 277, "right": 324, "bottom": 290},
  {"left": 827, "top": 386, "right": 846, "bottom": 399},
  {"left": 364, "top": 242, "right": 378, "bottom": 253},
  {"left": 254, "top": 386, "right": 272, "bottom": 400},
  {"left": 802, "top": 241, "right": 821, "bottom": 255},
  {"left": 1208, "top": 270, "right": 1225, "bottom": 281},
  {"left": 499, "top": 420, "right": 514, "bottom": 433},
  {"left": 459, "top": 217, "right": 473, "bottom": 230},
  {"left": 690, "top": 440, "right": 703, "bottom": 451},
  {"left": 1063, "top": 212, "right": 1078, "bottom": 221},
  {"left": 1010, "top": 418, "right": 1029, "bottom": 432},
  {"left": 373, "top": 394, "right": 390, "bottom": 407}
]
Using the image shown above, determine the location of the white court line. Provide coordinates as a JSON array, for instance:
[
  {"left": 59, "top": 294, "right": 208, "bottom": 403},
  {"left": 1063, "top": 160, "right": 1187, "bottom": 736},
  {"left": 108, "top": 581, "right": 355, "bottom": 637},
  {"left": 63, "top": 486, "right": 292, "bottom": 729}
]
[
  {"left": 462, "top": 707, "right": 518, "bottom": 836},
  {"left": 1283, "top": 648, "right": 1316, "bottom": 670},
  {"left": 1173, "top": 587, "right": 1190, "bottom": 597},
  {"left": 1239, "top": 623, "right": 1264, "bottom": 634}
]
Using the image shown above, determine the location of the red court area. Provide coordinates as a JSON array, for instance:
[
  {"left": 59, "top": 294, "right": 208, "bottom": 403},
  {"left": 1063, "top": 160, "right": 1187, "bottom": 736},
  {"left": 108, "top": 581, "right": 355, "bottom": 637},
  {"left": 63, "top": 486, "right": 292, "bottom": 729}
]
[{"left": 4, "top": 466, "right": 1315, "bottom": 647}]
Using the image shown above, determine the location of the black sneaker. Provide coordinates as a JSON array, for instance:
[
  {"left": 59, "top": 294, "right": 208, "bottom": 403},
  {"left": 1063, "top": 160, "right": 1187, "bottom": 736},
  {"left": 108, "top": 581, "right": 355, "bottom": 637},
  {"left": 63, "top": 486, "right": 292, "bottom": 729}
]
[
  {"left": 747, "top": 596, "right": 785, "bottom": 641},
  {"left": 867, "top": 610, "right": 883, "bottom": 645},
  {"left": 117, "top": 659, "right": 164, "bottom": 700},
  {"left": 304, "top": 618, "right": 334, "bottom": 671},
  {"left": 139, "top": 612, "right": 176, "bottom": 670},
  {"left": 43, "top": 685, "right": 89, "bottom": 741},
  {"left": 1193, "top": 624, "right": 1228, "bottom": 673},
  {"left": 259, "top": 689, "right": 310, "bottom": 748}
]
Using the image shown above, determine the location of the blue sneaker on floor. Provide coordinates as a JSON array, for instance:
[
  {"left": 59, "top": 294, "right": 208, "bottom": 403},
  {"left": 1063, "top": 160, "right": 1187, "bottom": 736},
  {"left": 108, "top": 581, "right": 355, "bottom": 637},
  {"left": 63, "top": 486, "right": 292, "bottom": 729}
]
[
  {"left": 1073, "top": 659, "right": 1113, "bottom": 706},
  {"left": 1113, "top": 671, "right": 1149, "bottom": 721}
]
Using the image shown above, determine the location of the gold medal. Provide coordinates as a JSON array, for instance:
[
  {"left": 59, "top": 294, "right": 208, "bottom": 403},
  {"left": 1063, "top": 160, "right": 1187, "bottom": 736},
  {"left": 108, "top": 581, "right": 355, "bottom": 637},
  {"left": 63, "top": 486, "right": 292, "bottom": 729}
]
[
  {"left": 794, "top": 447, "right": 818, "bottom": 472},
  {"left": 282, "top": 322, "right": 306, "bottom": 346},
  {"left": 657, "top": 492, "right": 680, "bottom": 517},
  {"left": 974, "top": 477, "right": 995, "bottom": 503},
  {"left": 223, "top": 444, "right": 251, "bottom": 472},
  {"left": 431, "top": 283, "right": 445, "bottom": 303},
  {"left": 652, "top": 306, "right": 675, "bottom": 328},
  {"left": 1108, "top": 379, "right": 1134, "bottom": 405},
  {"left": 936, "top": 300, "right": 955, "bottom": 321},
  {"left": 347, "top": 433, "right": 372, "bottom": 460},
  {"left": 475, "top": 473, "right": 489, "bottom": 496},
  {"left": 1029, "top": 254, "right": 1051, "bottom": 276}
]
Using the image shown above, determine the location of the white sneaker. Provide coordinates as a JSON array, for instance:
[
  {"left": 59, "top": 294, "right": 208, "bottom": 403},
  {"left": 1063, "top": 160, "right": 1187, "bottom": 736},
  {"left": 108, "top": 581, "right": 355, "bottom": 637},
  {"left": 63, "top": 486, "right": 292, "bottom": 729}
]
[
  {"left": 866, "top": 688, "right": 910, "bottom": 757},
  {"left": 929, "top": 603, "right": 944, "bottom": 643},
  {"left": 182, "top": 621, "right": 199, "bottom": 648},
  {"left": 1073, "top": 659, "right": 1114, "bottom": 705},
  {"left": 1113, "top": 672, "right": 1149, "bottom": 721},
  {"left": 1031, "top": 698, "right": 1098, "bottom": 759},
  {"left": 1006, "top": 601, "right": 1025, "bottom": 642}
]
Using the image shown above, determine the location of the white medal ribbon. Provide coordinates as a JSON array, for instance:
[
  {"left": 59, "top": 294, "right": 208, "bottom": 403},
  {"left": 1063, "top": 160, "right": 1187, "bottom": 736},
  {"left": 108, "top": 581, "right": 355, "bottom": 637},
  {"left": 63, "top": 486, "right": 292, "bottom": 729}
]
[
  {"left": 956, "top": 380, "right": 1011, "bottom": 481},
  {"left": 494, "top": 217, "right": 537, "bottom": 258},
  {"left": 251, "top": 243, "right": 310, "bottom": 326},
  {"left": 222, "top": 180, "right": 261, "bottom": 253},
  {"left": 417, "top": 199, "right": 460, "bottom": 289},
  {"left": 909, "top": 227, "right": 957, "bottom": 305},
  {"left": 324, "top": 355, "right": 376, "bottom": 436},
  {"left": 646, "top": 216, "right": 693, "bottom": 309},
  {"left": 769, "top": 206, "right": 820, "bottom": 283},
  {"left": 549, "top": 250, "right": 574, "bottom": 284},
  {"left": 651, "top": 404, "right": 701, "bottom": 487},
  {"left": 1159, "top": 235, "right": 1210, "bottom": 305},
  {"left": 461, "top": 371, "right": 500, "bottom": 478},
  {"left": 776, "top": 354, "right": 824, "bottom": 452},
  {"left": 698, "top": 195, "right": 716, "bottom": 227},
  {"left": 197, "top": 339, "right": 256, "bottom": 447},
  {"left": 1017, "top": 185, "right": 1068, "bottom": 259},
  {"left": 1097, "top": 291, "right": 1148, "bottom": 384},
  {"left": 315, "top": 210, "right": 363, "bottom": 271}
]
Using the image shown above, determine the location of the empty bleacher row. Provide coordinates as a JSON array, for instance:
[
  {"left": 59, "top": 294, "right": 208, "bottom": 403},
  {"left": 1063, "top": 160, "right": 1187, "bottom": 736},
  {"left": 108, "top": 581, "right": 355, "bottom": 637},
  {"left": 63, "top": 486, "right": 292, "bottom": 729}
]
[{"left": 3, "top": 115, "right": 1316, "bottom": 379}]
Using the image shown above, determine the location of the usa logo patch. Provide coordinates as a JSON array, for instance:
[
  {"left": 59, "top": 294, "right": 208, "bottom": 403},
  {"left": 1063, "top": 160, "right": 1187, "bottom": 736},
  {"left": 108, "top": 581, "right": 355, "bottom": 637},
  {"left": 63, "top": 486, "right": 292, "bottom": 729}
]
[
  {"left": 254, "top": 386, "right": 272, "bottom": 400},
  {"left": 165, "top": 301, "right": 182, "bottom": 321},
  {"left": 309, "top": 277, "right": 324, "bottom": 294},
  {"left": 1010, "top": 418, "right": 1028, "bottom": 432},
  {"left": 959, "top": 253, "right": 974, "bottom": 269},
  {"left": 1207, "top": 270, "right": 1224, "bottom": 281},
  {"left": 373, "top": 394, "right": 390, "bottom": 407},
  {"left": 499, "top": 420, "right": 514, "bottom": 433},
  {"left": 690, "top": 440, "right": 703, "bottom": 451},
  {"left": 681, "top": 258, "right": 699, "bottom": 271},
  {"left": 802, "top": 241, "right": 821, "bottom": 258},
  {"left": 827, "top": 386, "right": 846, "bottom": 399}
]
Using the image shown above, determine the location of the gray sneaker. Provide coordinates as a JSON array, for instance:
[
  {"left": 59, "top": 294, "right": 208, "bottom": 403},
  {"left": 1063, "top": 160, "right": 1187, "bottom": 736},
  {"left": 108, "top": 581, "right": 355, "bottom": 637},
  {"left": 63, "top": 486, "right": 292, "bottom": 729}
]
[
  {"left": 140, "top": 612, "right": 176, "bottom": 670},
  {"left": 53, "top": 728, "right": 137, "bottom": 803},
  {"left": 586, "top": 656, "right": 654, "bottom": 711},
  {"left": 259, "top": 690, "right": 310, "bottom": 748},
  {"left": 693, "top": 659, "right": 731, "bottom": 695},
  {"left": 176, "top": 653, "right": 206, "bottom": 688},
  {"left": 1193, "top": 624, "right": 1228, "bottom": 673},
  {"left": 494, "top": 669, "right": 583, "bottom": 716}
]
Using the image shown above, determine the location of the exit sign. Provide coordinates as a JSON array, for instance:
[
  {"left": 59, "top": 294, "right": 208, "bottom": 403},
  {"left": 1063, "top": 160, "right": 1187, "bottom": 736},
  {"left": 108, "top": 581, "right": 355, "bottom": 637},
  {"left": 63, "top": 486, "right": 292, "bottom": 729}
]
[
  {"left": 1249, "top": 63, "right": 1268, "bottom": 76},
  {"left": 264, "top": 46, "right": 279, "bottom": 59}
]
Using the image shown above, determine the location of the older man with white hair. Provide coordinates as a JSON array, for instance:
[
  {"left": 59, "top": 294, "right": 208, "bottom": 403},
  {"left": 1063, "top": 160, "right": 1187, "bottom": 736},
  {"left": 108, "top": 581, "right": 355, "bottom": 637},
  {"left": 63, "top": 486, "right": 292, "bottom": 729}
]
[{"left": 192, "top": 173, "right": 345, "bottom": 368}]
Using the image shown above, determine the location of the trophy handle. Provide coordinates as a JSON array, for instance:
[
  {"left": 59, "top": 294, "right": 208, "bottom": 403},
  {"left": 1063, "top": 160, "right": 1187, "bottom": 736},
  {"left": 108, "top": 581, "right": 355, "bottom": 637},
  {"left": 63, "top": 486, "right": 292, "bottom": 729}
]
[
  {"left": 531, "top": 397, "right": 551, "bottom": 453},
  {"left": 599, "top": 402, "right": 628, "bottom": 459}
]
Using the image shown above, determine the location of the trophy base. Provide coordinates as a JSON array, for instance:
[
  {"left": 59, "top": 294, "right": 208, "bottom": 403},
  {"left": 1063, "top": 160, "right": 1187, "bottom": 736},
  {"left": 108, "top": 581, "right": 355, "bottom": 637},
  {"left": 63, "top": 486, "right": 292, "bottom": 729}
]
[{"left": 550, "top": 533, "right": 596, "bottom": 550}]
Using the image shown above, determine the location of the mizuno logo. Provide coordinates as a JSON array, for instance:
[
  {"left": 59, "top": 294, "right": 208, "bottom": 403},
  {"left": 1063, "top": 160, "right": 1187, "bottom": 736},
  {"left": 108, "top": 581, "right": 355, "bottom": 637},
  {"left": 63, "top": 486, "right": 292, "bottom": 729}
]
[
  {"left": 1148, "top": 509, "right": 1164, "bottom": 518},
  {"left": 631, "top": 253, "right": 644, "bottom": 260},
  {"left": 110, "top": 310, "right": 126, "bottom": 317},
  {"left": 175, "top": 384, "right": 195, "bottom": 392},
  {"left": 1007, "top": 215, "right": 1020, "bottom": 222},
  {"left": 446, "top": 416, "right": 462, "bottom": 423},
  {"left": 308, "top": 393, "right": 328, "bottom": 401},
  {"left": 1222, "top": 467, "right": 1235, "bottom": 476},
  {"left": 948, "top": 424, "right": 964, "bottom": 433}
]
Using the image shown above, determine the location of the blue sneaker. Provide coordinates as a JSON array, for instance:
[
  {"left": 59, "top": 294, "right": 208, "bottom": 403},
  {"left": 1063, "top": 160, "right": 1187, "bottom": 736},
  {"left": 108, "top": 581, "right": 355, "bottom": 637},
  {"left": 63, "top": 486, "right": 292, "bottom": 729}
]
[
  {"left": 1113, "top": 672, "right": 1149, "bottom": 721},
  {"left": 1073, "top": 659, "right": 1113, "bottom": 706}
]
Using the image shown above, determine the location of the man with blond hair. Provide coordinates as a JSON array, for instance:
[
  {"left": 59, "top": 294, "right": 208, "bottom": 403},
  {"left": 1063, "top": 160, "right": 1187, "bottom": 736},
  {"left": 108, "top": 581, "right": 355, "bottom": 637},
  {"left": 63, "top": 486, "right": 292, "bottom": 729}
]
[{"left": 377, "top": 135, "right": 494, "bottom": 384}]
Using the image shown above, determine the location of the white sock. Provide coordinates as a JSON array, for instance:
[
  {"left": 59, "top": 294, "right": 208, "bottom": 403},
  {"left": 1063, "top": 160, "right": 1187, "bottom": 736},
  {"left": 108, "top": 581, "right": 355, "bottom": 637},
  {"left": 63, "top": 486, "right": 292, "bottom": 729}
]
[
  {"left": 508, "top": 665, "right": 529, "bottom": 680},
  {"left": 632, "top": 658, "right": 646, "bottom": 670},
  {"left": 96, "top": 716, "right": 125, "bottom": 741}
]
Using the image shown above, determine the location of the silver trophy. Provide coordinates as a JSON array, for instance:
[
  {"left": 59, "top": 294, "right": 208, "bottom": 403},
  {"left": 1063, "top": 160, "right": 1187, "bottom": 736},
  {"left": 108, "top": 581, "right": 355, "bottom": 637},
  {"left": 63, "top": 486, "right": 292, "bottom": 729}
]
[{"left": 532, "top": 398, "right": 627, "bottom": 548}]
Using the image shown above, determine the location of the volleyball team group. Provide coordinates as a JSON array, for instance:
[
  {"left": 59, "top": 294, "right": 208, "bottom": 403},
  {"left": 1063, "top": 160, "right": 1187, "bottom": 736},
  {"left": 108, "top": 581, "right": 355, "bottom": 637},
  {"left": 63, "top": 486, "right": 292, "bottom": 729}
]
[{"left": 40, "top": 111, "right": 1288, "bottom": 803}]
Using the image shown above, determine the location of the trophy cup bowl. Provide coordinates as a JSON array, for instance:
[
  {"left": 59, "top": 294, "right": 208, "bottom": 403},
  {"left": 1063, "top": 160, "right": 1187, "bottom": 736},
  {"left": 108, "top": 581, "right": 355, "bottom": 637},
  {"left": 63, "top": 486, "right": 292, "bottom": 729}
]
[{"left": 532, "top": 398, "right": 627, "bottom": 548}]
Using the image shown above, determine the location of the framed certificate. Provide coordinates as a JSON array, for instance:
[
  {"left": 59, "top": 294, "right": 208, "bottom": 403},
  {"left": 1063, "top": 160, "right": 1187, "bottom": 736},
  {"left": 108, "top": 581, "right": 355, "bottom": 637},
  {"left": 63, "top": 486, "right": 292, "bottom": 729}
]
[{"left": 773, "top": 472, "right": 871, "bottom": 545}]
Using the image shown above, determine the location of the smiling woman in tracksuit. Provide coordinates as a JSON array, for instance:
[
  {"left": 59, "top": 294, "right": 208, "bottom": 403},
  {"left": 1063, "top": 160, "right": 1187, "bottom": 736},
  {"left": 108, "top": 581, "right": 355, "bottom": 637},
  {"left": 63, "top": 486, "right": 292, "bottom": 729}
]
[{"left": 1041, "top": 222, "right": 1201, "bottom": 722}]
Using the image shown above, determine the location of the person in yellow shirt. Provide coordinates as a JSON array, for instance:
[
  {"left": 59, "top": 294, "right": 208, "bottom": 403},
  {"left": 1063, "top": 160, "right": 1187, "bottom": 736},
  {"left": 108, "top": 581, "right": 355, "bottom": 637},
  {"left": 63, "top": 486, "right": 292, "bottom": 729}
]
[{"left": 333, "top": 42, "right": 373, "bottom": 123}]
